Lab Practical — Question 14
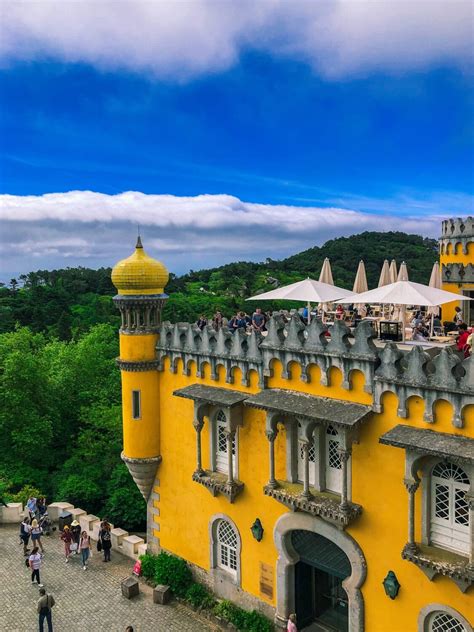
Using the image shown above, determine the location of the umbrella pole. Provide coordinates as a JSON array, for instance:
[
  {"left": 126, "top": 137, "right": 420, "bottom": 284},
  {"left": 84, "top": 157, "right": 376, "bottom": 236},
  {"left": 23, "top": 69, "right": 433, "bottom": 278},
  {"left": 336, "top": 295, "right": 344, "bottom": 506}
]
[
  {"left": 307, "top": 301, "right": 311, "bottom": 325},
  {"left": 430, "top": 312, "right": 434, "bottom": 338},
  {"left": 402, "top": 305, "right": 406, "bottom": 343}
]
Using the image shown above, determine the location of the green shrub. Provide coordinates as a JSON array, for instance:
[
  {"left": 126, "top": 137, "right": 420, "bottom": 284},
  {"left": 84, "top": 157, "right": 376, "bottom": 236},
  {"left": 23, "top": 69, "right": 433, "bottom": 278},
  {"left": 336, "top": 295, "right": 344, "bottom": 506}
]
[
  {"left": 213, "top": 600, "right": 273, "bottom": 631},
  {"left": 139, "top": 553, "right": 157, "bottom": 580},
  {"left": 10, "top": 485, "right": 43, "bottom": 507},
  {"left": 185, "top": 582, "right": 216, "bottom": 609},
  {"left": 244, "top": 610, "right": 273, "bottom": 632},
  {"left": 154, "top": 551, "right": 192, "bottom": 597}
]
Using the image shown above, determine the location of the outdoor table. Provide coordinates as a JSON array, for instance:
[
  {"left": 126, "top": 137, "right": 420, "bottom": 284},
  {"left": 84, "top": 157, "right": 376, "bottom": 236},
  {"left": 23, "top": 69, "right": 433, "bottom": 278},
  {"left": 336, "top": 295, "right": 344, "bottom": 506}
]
[{"left": 428, "top": 336, "right": 453, "bottom": 343}]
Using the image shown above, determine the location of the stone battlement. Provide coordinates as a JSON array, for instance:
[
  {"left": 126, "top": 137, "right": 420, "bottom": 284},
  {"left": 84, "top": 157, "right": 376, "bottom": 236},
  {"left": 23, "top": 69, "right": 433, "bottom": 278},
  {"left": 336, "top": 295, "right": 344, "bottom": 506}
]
[
  {"left": 152, "top": 315, "right": 473, "bottom": 428},
  {"left": 440, "top": 216, "right": 474, "bottom": 239}
]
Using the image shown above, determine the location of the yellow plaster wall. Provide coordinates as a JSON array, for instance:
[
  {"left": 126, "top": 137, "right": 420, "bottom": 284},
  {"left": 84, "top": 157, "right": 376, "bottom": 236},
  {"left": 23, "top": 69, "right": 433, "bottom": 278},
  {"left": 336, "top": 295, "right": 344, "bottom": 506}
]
[
  {"left": 120, "top": 332, "right": 160, "bottom": 458},
  {"left": 440, "top": 240, "right": 474, "bottom": 322},
  {"left": 134, "top": 353, "right": 472, "bottom": 630}
]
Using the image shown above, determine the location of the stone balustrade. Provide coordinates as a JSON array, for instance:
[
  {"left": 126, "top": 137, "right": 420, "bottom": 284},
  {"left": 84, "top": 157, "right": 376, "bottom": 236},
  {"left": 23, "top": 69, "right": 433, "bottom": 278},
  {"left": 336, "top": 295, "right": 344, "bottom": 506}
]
[{"left": 0, "top": 501, "right": 147, "bottom": 562}]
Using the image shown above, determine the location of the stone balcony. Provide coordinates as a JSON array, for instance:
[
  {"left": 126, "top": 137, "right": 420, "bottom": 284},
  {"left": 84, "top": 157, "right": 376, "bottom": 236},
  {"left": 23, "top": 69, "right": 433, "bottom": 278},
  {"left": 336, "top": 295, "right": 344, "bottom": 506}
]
[
  {"left": 192, "top": 470, "right": 244, "bottom": 503},
  {"left": 263, "top": 480, "right": 362, "bottom": 527},
  {"left": 402, "top": 543, "right": 474, "bottom": 593}
]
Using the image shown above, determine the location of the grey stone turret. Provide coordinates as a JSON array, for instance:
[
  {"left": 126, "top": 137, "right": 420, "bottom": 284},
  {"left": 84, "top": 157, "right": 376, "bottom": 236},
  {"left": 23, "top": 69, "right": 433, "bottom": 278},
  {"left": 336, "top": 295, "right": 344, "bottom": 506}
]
[{"left": 154, "top": 316, "right": 473, "bottom": 428}]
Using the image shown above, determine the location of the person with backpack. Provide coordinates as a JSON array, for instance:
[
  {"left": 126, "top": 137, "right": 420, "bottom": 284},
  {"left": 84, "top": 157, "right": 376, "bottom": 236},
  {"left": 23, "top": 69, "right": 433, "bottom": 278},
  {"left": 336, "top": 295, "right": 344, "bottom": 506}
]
[
  {"left": 99, "top": 519, "right": 112, "bottom": 562},
  {"left": 37, "top": 587, "right": 55, "bottom": 632},
  {"left": 30, "top": 518, "right": 44, "bottom": 553},
  {"left": 60, "top": 525, "right": 73, "bottom": 562},
  {"left": 19, "top": 517, "right": 31, "bottom": 555},
  {"left": 29, "top": 546, "right": 43, "bottom": 587}
]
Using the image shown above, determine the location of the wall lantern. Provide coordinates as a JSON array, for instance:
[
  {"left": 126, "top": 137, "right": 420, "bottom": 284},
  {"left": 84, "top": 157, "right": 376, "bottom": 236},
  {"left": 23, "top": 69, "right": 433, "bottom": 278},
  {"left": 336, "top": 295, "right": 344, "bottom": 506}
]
[
  {"left": 382, "top": 571, "right": 400, "bottom": 599},
  {"left": 251, "top": 518, "right": 264, "bottom": 542}
]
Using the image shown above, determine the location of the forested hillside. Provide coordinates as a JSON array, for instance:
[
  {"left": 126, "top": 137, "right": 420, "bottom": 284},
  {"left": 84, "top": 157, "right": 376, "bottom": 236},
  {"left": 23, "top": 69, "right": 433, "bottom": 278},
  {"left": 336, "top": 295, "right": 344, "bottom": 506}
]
[
  {"left": 1, "top": 231, "right": 437, "bottom": 333},
  {"left": 0, "top": 230, "right": 437, "bottom": 525}
]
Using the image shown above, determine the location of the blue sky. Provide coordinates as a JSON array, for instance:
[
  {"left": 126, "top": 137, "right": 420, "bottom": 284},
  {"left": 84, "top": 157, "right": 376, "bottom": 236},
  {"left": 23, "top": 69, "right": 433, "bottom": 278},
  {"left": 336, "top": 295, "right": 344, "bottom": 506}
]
[{"left": 0, "top": 1, "right": 473, "bottom": 280}]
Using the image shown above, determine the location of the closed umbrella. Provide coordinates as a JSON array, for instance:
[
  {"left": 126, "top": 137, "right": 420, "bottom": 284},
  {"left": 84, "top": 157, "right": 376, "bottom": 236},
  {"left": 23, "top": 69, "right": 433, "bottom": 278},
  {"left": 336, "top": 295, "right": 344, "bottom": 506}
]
[
  {"left": 335, "top": 280, "right": 472, "bottom": 342},
  {"left": 247, "top": 277, "right": 352, "bottom": 324},
  {"left": 397, "top": 261, "right": 409, "bottom": 281},
  {"left": 319, "top": 258, "right": 334, "bottom": 285},
  {"left": 427, "top": 261, "right": 442, "bottom": 336},
  {"left": 353, "top": 261, "right": 368, "bottom": 312},
  {"left": 389, "top": 260, "right": 398, "bottom": 284},
  {"left": 378, "top": 260, "right": 391, "bottom": 287}
]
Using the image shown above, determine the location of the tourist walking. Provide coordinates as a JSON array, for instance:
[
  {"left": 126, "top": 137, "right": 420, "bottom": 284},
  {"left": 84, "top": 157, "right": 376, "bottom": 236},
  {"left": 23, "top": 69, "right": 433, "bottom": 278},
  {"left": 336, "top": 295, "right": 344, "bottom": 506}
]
[
  {"left": 29, "top": 547, "right": 43, "bottom": 587},
  {"left": 99, "top": 519, "right": 112, "bottom": 562},
  {"left": 60, "top": 525, "right": 73, "bottom": 562},
  {"left": 70, "top": 520, "right": 81, "bottom": 554},
  {"left": 79, "top": 530, "right": 91, "bottom": 570},
  {"left": 37, "top": 587, "right": 55, "bottom": 632},
  {"left": 19, "top": 517, "right": 31, "bottom": 555},
  {"left": 286, "top": 613, "right": 297, "bottom": 632},
  {"left": 30, "top": 519, "right": 44, "bottom": 553}
]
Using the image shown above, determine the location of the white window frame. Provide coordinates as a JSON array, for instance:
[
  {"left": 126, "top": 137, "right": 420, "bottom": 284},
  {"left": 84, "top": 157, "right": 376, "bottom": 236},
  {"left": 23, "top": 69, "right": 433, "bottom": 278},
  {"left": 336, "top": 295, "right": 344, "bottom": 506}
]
[
  {"left": 430, "top": 461, "right": 470, "bottom": 556},
  {"left": 297, "top": 431, "right": 317, "bottom": 487},
  {"left": 418, "top": 604, "right": 471, "bottom": 632},
  {"left": 211, "top": 409, "right": 238, "bottom": 477},
  {"left": 209, "top": 513, "right": 241, "bottom": 586},
  {"left": 131, "top": 390, "right": 141, "bottom": 420},
  {"left": 325, "top": 425, "right": 343, "bottom": 494}
]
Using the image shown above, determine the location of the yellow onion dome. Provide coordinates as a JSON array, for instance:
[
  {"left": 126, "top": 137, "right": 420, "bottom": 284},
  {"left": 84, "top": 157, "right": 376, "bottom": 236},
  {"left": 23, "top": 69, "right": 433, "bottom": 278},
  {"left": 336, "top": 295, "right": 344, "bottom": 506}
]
[{"left": 112, "top": 236, "right": 169, "bottom": 295}]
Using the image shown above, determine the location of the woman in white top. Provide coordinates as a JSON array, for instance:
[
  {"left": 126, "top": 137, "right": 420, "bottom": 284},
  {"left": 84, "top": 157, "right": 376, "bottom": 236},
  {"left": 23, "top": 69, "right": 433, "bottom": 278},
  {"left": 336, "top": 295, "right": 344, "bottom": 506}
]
[{"left": 29, "top": 547, "right": 43, "bottom": 587}]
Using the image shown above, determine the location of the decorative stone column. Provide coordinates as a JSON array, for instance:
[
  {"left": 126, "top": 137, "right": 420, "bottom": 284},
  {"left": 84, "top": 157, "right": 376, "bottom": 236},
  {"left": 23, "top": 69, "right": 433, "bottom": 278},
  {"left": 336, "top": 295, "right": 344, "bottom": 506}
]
[
  {"left": 339, "top": 448, "right": 351, "bottom": 511},
  {"left": 466, "top": 492, "right": 474, "bottom": 567},
  {"left": 266, "top": 429, "right": 278, "bottom": 489},
  {"left": 193, "top": 418, "right": 205, "bottom": 477},
  {"left": 300, "top": 441, "right": 312, "bottom": 500},
  {"left": 225, "top": 429, "right": 236, "bottom": 485},
  {"left": 404, "top": 478, "right": 420, "bottom": 552}
]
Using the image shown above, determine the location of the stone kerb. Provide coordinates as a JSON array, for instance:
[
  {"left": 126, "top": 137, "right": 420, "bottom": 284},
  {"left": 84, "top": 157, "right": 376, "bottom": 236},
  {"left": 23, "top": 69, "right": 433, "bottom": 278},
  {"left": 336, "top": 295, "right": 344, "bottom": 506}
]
[
  {"left": 0, "top": 502, "right": 23, "bottom": 523},
  {"left": 47, "top": 502, "right": 74, "bottom": 521}
]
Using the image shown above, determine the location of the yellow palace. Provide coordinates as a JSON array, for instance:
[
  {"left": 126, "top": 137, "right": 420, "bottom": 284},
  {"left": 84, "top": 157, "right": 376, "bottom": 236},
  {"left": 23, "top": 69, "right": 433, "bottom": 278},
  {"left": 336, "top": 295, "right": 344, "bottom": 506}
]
[{"left": 111, "top": 218, "right": 473, "bottom": 632}]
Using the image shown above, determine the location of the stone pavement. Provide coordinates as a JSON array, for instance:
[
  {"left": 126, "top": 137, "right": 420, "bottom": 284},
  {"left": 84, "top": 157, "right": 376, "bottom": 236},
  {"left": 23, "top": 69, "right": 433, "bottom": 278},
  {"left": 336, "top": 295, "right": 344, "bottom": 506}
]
[{"left": 0, "top": 524, "right": 220, "bottom": 631}]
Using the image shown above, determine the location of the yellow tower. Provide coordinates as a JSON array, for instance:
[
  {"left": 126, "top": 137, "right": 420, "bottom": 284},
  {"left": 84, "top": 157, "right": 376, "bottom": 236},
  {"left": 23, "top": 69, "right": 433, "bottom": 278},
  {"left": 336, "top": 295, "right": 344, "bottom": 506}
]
[
  {"left": 439, "top": 216, "right": 474, "bottom": 325},
  {"left": 111, "top": 236, "right": 169, "bottom": 516}
]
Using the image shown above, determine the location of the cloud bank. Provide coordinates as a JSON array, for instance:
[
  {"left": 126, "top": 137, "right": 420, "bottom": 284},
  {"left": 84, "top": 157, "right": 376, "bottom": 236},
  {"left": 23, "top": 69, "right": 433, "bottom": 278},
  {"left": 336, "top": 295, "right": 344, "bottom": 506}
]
[
  {"left": 0, "top": 190, "right": 450, "bottom": 280},
  {"left": 1, "top": 1, "right": 472, "bottom": 80}
]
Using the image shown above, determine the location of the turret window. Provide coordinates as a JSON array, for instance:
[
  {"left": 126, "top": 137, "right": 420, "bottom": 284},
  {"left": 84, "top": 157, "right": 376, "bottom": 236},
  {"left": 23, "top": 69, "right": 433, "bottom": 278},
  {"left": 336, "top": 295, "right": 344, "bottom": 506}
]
[{"left": 132, "top": 390, "right": 141, "bottom": 420}]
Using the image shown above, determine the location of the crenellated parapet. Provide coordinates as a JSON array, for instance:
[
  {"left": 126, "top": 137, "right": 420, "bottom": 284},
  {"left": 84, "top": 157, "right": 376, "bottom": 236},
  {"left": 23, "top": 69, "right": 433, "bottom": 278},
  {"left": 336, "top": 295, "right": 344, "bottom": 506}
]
[
  {"left": 156, "top": 315, "right": 473, "bottom": 427},
  {"left": 373, "top": 344, "right": 473, "bottom": 427},
  {"left": 439, "top": 216, "right": 473, "bottom": 256},
  {"left": 441, "top": 262, "right": 474, "bottom": 284}
]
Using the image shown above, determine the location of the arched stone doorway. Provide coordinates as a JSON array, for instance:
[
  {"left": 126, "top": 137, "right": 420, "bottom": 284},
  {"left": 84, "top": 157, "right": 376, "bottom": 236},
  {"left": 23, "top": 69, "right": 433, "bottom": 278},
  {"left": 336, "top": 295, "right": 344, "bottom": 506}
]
[{"left": 274, "top": 513, "right": 367, "bottom": 631}]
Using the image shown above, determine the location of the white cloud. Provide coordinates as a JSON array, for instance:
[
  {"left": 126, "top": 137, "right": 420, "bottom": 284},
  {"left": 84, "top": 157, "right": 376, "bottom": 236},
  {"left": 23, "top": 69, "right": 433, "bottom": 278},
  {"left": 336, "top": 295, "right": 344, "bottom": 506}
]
[
  {"left": 0, "top": 188, "right": 458, "bottom": 282},
  {"left": 0, "top": 1, "right": 471, "bottom": 80}
]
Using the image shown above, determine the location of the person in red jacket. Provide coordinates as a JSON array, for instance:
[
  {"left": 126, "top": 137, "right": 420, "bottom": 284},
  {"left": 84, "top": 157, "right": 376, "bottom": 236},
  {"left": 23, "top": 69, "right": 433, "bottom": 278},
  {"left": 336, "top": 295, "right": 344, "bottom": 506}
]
[{"left": 456, "top": 323, "right": 470, "bottom": 357}]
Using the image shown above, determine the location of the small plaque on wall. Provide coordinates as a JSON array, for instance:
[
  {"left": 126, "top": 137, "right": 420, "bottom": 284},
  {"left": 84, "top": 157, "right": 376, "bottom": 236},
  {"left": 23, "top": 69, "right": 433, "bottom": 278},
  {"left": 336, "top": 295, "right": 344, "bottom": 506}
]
[{"left": 259, "top": 562, "right": 274, "bottom": 600}]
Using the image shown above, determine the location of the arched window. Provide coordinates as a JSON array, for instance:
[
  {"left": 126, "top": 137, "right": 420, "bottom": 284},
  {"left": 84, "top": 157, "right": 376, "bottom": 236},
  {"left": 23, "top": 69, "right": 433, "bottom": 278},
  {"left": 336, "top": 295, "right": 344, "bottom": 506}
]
[
  {"left": 428, "top": 611, "right": 467, "bottom": 632},
  {"left": 210, "top": 515, "right": 241, "bottom": 585},
  {"left": 215, "top": 410, "right": 236, "bottom": 475},
  {"left": 325, "top": 425, "right": 342, "bottom": 493},
  {"left": 430, "top": 462, "right": 470, "bottom": 555}
]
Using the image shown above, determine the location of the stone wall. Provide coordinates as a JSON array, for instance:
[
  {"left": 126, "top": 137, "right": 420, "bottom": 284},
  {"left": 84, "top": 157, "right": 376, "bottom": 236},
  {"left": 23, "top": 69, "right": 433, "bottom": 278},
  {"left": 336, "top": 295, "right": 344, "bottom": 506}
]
[{"left": 0, "top": 501, "right": 147, "bottom": 562}]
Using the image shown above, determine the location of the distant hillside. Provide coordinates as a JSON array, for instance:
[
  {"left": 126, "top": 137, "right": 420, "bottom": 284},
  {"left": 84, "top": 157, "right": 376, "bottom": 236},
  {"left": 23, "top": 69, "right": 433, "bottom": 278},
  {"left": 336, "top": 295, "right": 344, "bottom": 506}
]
[{"left": 0, "top": 231, "right": 438, "bottom": 335}]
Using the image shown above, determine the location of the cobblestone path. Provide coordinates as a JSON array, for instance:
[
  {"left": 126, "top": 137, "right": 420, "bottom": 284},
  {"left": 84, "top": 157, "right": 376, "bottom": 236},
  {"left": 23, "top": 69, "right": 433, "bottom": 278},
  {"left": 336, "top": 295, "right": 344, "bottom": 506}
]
[{"left": 0, "top": 524, "right": 219, "bottom": 632}]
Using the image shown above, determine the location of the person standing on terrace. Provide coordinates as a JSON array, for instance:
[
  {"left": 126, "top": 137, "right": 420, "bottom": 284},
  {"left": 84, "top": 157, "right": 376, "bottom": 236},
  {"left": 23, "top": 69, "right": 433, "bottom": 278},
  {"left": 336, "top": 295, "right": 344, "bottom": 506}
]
[{"left": 252, "top": 308, "right": 266, "bottom": 333}]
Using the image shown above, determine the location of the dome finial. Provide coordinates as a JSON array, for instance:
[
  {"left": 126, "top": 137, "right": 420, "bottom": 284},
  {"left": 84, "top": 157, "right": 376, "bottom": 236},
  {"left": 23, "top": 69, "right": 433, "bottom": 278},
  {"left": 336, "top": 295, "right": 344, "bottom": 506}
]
[{"left": 136, "top": 234, "right": 143, "bottom": 249}]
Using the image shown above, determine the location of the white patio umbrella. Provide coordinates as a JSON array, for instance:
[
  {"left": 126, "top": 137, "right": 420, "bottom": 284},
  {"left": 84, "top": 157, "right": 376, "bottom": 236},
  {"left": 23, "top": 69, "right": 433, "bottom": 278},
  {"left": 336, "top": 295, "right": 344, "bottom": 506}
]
[
  {"left": 427, "top": 261, "right": 442, "bottom": 336},
  {"left": 319, "top": 258, "right": 334, "bottom": 285},
  {"left": 247, "top": 278, "right": 352, "bottom": 323},
  {"left": 335, "top": 280, "right": 472, "bottom": 342},
  {"left": 353, "top": 261, "right": 368, "bottom": 312},
  {"left": 389, "top": 260, "right": 398, "bottom": 284},
  {"left": 378, "top": 260, "right": 391, "bottom": 287}
]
